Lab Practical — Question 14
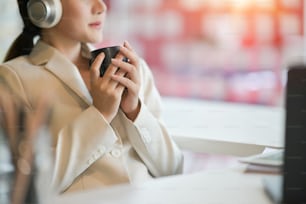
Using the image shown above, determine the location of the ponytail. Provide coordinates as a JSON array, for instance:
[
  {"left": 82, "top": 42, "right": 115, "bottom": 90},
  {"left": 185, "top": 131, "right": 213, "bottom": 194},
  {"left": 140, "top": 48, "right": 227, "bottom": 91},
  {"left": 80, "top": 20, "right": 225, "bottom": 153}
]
[{"left": 3, "top": 0, "right": 41, "bottom": 62}]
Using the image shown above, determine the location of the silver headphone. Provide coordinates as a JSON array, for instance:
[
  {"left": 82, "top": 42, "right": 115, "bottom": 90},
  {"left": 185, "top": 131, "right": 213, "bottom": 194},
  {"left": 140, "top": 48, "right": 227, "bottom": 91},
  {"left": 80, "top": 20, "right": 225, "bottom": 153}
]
[{"left": 27, "top": 0, "right": 62, "bottom": 28}]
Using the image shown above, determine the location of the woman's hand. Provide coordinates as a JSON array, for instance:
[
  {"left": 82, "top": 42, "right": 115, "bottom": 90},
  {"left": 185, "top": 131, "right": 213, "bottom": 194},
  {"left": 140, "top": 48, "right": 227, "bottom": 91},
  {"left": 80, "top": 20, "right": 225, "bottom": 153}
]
[
  {"left": 111, "top": 41, "right": 141, "bottom": 121},
  {"left": 90, "top": 51, "right": 126, "bottom": 122}
]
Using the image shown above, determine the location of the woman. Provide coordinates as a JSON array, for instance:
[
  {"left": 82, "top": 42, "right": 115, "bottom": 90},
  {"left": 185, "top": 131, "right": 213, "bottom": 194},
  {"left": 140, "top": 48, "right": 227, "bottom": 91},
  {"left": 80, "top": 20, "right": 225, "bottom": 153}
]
[{"left": 0, "top": 0, "right": 183, "bottom": 194}]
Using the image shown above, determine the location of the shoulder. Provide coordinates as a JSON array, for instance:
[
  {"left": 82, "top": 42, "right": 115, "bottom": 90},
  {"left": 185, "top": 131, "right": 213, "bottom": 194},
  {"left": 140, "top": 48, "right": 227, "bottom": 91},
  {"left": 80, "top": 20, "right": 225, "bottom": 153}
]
[
  {"left": 0, "top": 55, "right": 40, "bottom": 95},
  {"left": 1, "top": 55, "right": 32, "bottom": 69},
  {"left": 0, "top": 55, "right": 43, "bottom": 82},
  {"left": 0, "top": 56, "right": 33, "bottom": 107},
  {"left": 0, "top": 56, "right": 26, "bottom": 79},
  {"left": 0, "top": 55, "right": 35, "bottom": 75}
]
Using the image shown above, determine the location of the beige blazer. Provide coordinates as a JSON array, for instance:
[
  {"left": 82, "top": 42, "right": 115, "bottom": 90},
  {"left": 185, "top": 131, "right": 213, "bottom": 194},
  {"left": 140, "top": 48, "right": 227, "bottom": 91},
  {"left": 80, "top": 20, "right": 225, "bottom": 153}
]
[{"left": 0, "top": 41, "right": 183, "bottom": 193}]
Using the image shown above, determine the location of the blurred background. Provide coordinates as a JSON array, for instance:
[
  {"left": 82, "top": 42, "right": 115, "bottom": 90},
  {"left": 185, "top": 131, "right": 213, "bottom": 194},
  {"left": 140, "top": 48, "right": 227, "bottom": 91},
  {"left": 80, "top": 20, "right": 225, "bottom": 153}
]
[{"left": 0, "top": 0, "right": 305, "bottom": 106}]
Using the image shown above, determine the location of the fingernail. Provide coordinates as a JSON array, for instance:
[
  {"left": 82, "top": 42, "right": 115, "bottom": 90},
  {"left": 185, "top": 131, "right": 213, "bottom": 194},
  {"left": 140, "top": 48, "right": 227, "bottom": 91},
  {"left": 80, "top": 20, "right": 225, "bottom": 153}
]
[{"left": 98, "top": 52, "right": 105, "bottom": 58}]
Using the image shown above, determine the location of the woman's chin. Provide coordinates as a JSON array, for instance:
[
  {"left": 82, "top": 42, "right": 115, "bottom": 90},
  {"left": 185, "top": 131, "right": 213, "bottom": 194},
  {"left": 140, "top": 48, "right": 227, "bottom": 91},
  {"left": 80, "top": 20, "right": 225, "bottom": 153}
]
[{"left": 88, "top": 36, "right": 103, "bottom": 44}]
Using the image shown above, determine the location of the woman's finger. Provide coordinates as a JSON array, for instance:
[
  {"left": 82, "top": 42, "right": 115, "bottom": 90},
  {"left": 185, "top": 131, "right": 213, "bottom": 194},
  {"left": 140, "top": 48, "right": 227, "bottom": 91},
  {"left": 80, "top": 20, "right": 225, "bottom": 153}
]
[{"left": 90, "top": 52, "right": 105, "bottom": 84}]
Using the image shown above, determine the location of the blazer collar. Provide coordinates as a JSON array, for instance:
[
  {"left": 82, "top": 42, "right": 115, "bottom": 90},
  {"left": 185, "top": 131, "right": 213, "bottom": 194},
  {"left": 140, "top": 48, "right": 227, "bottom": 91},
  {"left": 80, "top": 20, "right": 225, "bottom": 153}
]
[{"left": 29, "top": 40, "right": 93, "bottom": 105}]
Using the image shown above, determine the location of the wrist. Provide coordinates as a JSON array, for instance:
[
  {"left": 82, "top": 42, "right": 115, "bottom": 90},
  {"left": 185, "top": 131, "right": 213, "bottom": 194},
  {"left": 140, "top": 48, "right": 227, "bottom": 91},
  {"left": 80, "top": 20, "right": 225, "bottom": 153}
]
[{"left": 125, "top": 100, "right": 141, "bottom": 121}]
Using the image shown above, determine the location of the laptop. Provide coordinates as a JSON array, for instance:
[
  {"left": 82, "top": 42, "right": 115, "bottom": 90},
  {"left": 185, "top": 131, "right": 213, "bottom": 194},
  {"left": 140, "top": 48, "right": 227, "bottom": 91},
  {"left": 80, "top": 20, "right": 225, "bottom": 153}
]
[{"left": 263, "top": 65, "right": 306, "bottom": 203}]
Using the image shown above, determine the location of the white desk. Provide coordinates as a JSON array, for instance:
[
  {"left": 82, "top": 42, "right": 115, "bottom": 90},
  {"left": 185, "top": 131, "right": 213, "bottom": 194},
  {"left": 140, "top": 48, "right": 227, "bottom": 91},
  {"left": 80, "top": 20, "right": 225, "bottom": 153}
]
[
  {"left": 162, "top": 97, "right": 284, "bottom": 156},
  {"left": 53, "top": 167, "right": 275, "bottom": 204}
]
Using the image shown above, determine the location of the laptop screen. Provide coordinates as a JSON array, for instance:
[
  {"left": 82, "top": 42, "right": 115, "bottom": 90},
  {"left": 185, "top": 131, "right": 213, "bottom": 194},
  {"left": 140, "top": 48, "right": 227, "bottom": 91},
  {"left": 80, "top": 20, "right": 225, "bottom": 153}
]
[{"left": 283, "top": 66, "right": 306, "bottom": 203}]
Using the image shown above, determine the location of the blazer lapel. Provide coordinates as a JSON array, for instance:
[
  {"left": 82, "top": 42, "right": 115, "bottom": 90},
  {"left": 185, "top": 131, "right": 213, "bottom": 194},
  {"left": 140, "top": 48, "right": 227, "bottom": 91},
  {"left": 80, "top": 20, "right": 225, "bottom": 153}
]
[{"left": 29, "top": 41, "right": 93, "bottom": 105}]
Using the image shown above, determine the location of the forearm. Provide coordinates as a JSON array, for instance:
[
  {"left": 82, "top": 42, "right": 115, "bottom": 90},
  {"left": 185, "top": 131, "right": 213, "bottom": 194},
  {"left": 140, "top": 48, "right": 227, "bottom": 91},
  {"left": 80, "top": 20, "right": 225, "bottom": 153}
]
[
  {"left": 122, "top": 103, "right": 184, "bottom": 177},
  {"left": 51, "top": 106, "right": 118, "bottom": 193}
]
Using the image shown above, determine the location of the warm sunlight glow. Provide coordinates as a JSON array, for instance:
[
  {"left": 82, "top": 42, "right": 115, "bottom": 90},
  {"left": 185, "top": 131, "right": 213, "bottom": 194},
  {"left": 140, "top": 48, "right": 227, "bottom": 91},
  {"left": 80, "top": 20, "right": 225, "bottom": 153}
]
[
  {"left": 255, "top": 0, "right": 275, "bottom": 9},
  {"left": 179, "top": 0, "right": 206, "bottom": 10},
  {"left": 229, "top": 0, "right": 253, "bottom": 9}
]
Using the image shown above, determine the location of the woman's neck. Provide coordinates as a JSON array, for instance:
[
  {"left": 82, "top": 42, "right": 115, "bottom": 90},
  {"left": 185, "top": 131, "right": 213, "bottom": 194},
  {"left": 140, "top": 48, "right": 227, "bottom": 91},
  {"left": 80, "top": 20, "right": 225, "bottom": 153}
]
[{"left": 41, "top": 30, "right": 83, "bottom": 64}]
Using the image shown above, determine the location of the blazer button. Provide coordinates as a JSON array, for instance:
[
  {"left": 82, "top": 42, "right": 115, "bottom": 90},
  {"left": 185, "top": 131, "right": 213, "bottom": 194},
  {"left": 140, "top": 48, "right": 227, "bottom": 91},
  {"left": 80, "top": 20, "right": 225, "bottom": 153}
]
[
  {"left": 93, "top": 152, "right": 100, "bottom": 160},
  {"left": 87, "top": 158, "right": 94, "bottom": 165},
  {"left": 98, "top": 146, "right": 106, "bottom": 154},
  {"left": 111, "top": 149, "right": 121, "bottom": 158}
]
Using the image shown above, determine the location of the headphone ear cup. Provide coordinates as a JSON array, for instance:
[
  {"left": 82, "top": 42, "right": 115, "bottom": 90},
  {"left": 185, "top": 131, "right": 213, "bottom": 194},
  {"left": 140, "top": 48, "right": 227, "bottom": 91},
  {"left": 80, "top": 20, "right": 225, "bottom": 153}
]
[{"left": 27, "top": 0, "right": 62, "bottom": 28}]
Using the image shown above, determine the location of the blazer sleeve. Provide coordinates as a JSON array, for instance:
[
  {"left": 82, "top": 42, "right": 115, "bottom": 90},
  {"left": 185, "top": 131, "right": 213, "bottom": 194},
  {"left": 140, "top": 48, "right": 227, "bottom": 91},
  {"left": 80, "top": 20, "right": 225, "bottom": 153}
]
[
  {"left": 121, "top": 59, "right": 184, "bottom": 177},
  {"left": 0, "top": 64, "right": 119, "bottom": 192},
  {"left": 51, "top": 106, "right": 119, "bottom": 192}
]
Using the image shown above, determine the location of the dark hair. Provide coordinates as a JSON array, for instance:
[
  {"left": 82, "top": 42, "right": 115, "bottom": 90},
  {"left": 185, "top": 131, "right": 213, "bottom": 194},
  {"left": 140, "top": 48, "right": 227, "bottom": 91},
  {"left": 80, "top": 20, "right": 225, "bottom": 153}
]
[{"left": 4, "top": 0, "right": 41, "bottom": 62}]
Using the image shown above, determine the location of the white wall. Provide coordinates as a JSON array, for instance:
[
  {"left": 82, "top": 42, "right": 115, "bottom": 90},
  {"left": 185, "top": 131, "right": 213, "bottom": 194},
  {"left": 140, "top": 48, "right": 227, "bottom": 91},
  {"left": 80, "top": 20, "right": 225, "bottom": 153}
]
[{"left": 0, "top": 1, "right": 22, "bottom": 62}]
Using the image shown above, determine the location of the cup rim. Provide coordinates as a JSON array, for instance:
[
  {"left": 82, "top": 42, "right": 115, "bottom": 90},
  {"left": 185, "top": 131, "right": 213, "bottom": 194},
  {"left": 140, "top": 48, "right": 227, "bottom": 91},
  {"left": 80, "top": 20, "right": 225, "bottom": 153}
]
[{"left": 91, "top": 45, "right": 120, "bottom": 54}]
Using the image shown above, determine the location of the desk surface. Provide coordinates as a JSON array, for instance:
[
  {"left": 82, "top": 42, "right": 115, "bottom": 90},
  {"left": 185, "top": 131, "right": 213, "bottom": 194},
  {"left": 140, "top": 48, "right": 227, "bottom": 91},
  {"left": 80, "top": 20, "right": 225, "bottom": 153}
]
[
  {"left": 162, "top": 97, "right": 284, "bottom": 156},
  {"left": 53, "top": 166, "right": 275, "bottom": 204}
]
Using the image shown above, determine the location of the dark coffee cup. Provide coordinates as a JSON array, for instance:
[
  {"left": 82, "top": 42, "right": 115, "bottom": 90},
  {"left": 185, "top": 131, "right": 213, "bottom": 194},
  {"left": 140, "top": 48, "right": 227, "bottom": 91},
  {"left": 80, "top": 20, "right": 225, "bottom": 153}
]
[{"left": 89, "top": 46, "right": 121, "bottom": 77}]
